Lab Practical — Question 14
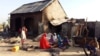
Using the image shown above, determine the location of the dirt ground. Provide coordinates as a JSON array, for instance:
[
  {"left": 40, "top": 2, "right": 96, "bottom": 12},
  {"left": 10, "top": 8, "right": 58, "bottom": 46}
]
[
  {"left": 0, "top": 47, "right": 87, "bottom": 56},
  {"left": 0, "top": 38, "right": 89, "bottom": 56}
]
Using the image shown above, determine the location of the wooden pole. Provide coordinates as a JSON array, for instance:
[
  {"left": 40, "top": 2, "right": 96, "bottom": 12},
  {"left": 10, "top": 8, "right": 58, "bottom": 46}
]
[{"left": 82, "top": 18, "right": 89, "bottom": 56}]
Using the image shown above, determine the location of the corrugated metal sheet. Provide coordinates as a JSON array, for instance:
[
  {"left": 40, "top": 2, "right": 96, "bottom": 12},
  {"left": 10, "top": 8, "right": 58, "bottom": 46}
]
[
  {"left": 11, "top": 0, "right": 52, "bottom": 14},
  {"left": 87, "top": 22, "right": 95, "bottom": 38},
  {"left": 95, "top": 22, "right": 100, "bottom": 38}
]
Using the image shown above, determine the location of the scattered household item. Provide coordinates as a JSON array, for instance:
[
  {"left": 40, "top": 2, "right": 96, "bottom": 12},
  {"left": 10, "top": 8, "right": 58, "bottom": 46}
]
[{"left": 12, "top": 45, "right": 20, "bottom": 52}]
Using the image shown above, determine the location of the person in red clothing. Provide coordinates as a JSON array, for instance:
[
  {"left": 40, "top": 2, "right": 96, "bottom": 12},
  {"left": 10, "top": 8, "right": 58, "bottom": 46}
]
[{"left": 40, "top": 33, "right": 51, "bottom": 49}]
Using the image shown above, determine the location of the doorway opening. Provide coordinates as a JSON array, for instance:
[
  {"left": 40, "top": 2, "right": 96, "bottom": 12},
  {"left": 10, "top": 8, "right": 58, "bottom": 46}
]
[
  {"left": 24, "top": 18, "right": 33, "bottom": 36},
  {"left": 48, "top": 22, "right": 62, "bottom": 34},
  {"left": 15, "top": 18, "right": 21, "bottom": 32}
]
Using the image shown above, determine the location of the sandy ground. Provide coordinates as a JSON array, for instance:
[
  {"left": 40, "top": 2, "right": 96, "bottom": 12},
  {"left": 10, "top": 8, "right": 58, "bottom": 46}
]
[
  {"left": 0, "top": 48, "right": 87, "bottom": 56},
  {"left": 0, "top": 39, "right": 89, "bottom": 56},
  {"left": 0, "top": 46, "right": 88, "bottom": 56}
]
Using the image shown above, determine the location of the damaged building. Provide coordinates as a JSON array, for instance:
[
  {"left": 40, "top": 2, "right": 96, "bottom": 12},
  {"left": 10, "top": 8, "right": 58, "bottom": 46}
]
[{"left": 10, "top": 0, "right": 67, "bottom": 37}]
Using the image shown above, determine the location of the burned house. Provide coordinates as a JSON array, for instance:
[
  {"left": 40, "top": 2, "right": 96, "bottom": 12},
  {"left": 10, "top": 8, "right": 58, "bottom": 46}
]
[
  {"left": 87, "top": 21, "right": 100, "bottom": 38},
  {"left": 10, "top": 0, "right": 67, "bottom": 37}
]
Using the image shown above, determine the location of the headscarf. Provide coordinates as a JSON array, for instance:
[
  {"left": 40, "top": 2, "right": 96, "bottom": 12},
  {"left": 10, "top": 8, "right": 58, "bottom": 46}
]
[{"left": 40, "top": 33, "right": 51, "bottom": 49}]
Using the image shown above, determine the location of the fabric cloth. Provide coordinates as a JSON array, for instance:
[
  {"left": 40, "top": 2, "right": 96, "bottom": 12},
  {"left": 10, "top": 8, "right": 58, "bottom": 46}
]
[
  {"left": 21, "top": 30, "right": 26, "bottom": 39},
  {"left": 96, "top": 48, "right": 100, "bottom": 56},
  {"left": 21, "top": 30, "right": 27, "bottom": 47},
  {"left": 53, "top": 33, "right": 58, "bottom": 43},
  {"left": 86, "top": 45, "right": 96, "bottom": 52},
  {"left": 49, "top": 35, "right": 54, "bottom": 44},
  {"left": 40, "top": 33, "right": 51, "bottom": 49},
  {"left": 85, "top": 44, "right": 97, "bottom": 56},
  {"left": 47, "top": 33, "right": 53, "bottom": 40},
  {"left": 57, "top": 34, "right": 63, "bottom": 48},
  {"left": 63, "top": 37, "right": 70, "bottom": 46}
]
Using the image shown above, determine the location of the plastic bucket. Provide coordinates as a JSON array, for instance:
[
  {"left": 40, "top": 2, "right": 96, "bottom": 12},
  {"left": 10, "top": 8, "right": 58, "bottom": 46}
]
[{"left": 12, "top": 46, "right": 20, "bottom": 52}]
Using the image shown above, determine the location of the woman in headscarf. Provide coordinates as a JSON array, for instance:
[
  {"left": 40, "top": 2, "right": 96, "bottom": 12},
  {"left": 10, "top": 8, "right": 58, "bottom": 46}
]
[
  {"left": 57, "top": 34, "right": 63, "bottom": 48},
  {"left": 40, "top": 33, "right": 51, "bottom": 49}
]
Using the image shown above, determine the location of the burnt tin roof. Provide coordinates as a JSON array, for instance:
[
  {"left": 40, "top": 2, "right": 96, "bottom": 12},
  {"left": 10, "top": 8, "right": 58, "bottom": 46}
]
[{"left": 11, "top": 0, "right": 52, "bottom": 14}]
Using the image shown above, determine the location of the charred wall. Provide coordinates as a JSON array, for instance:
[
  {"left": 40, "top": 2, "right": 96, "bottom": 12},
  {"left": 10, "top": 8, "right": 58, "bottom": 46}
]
[{"left": 10, "top": 12, "right": 42, "bottom": 37}]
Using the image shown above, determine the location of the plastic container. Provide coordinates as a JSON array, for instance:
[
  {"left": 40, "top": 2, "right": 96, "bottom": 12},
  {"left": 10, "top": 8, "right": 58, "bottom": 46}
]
[{"left": 12, "top": 46, "right": 20, "bottom": 52}]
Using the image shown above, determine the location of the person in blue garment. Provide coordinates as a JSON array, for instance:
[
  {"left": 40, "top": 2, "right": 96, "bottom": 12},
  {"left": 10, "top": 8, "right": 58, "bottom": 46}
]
[{"left": 57, "top": 34, "right": 63, "bottom": 48}]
